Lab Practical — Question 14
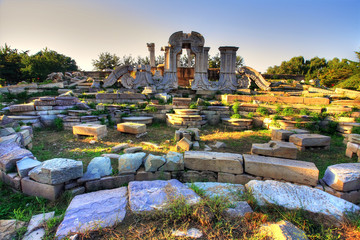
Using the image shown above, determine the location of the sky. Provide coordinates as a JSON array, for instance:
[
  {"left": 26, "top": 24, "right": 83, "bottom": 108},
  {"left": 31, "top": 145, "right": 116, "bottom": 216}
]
[{"left": 0, "top": 0, "right": 359, "bottom": 73}]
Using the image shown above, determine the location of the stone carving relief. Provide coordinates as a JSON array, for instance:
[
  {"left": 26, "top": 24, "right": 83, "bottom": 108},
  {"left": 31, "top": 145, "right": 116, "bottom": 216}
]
[{"left": 238, "top": 66, "right": 271, "bottom": 90}]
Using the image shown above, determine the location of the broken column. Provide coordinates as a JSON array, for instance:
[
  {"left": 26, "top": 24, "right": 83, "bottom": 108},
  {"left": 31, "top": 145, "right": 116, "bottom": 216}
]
[
  {"left": 218, "top": 46, "right": 239, "bottom": 90},
  {"left": 147, "top": 43, "right": 155, "bottom": 67}
]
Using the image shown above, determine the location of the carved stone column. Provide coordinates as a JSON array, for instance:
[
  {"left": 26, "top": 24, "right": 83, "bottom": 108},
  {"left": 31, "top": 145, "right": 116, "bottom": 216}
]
[
  {"left": 218, "top": 46, "right": 239, "bottom": 90},
  {"left": 158, "top": 46, "right": 178, "bottom": 89},
  {"left": 147, "top": 43, "right": 155, "bottom": 67},
  {"left": 186, "top": 48, "right": 192, "bottom": 67}
]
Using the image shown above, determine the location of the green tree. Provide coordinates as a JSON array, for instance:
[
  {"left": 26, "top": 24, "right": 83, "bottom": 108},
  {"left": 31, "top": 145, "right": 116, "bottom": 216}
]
[
  {"left": 0, "top": 44, "right": 28, "bottom": 85},
  {"left": 22, "top": 48, "right": 78, "bottom": 81},
  {"left": 92, "top": 52, "right": 120, "bottom": 70},
  {"left": 236, "top": 56, "right": 245, "bottom": 68},
  {"left": 208, "top": 53, "right": 221, "bottom": 68}
]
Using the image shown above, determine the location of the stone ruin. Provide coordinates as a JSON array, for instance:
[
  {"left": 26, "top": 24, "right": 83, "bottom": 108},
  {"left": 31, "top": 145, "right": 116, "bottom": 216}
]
[{"left": 103, "top": 31, "right": 272, "bottom": 91}]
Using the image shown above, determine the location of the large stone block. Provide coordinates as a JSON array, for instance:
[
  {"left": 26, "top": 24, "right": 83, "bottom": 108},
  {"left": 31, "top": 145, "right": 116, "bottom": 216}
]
[
  {"left": 271, "top": 129, "right": 309, "bottom": 141},
  {"left": 85, "top": 175, "right": 134, "bottom": 192},
  {"left": 21, "top": 177, "right": 64, "bottom": 201},
  {"left": 175, "top": 170, "right": 218, "bottom": 182},
  {"left": 185, "top": 182, "right": 244, "bottom": 202},
  {"left": 0, "top": 127, "right": 15, "bottom": 137},
  {"left": 289, "top": 134, "right": 331, "bottom": 149},
  {"left": 56, "top": 187, "right": 127, "bottom": 239},
  {"left": 243, "top": 154, "right": 319, "bottom": 186},
  {"left": 9, "top": 103, "right": 35, "bottom": 113},
  {"left": 118, "top": 152, "right": 146, "bottom": 174},
  {"left": 135, "top": 169, "right": 171, "bottom": 181},
  {"left": 128, "top": 179, "right": 200, "bottom": 213},
  {"left": 246, "top": 180, "right": 360, "bottom": 220},
  {"left": 144, "top": 154, "right": 166, "bottom": 172},
  {"left": 0, "top": 171, "right": 21, "bottom": 190},
  {"left": 16, "top": 157, "right": 41, "bottom": 178},
  {"left": 73, "top": 124, "right": 107, "bottom": 140},
  {"left": 217, "top": 172, "right": 256, "bottom": 185},
  {"left": 117, "top": 122, "right": 146, "bottom": 134},
  {"left": 323, "top": 163, "right": 360, "bottom": 192},
  {"left": 78, "top": 157, "right": 112, "bottom": 182},
  {"left": 0, "top": 220, "right": 26, "bottom": 240},
  {"left": 258, "top": 220, "right": 308, "bottom": 240},
  {"left": 184, "top": 151, "right": 243, "bottom": 174},
  {"left": 177, "top": 137, "right": 193, "bottom": 151},
  {"left": 159, "top": 151, "right": 184, "bottom": 171},
  {"left": 29, "top": 158, "right": 83, "bottom": 185},
  {"left": 251, "top": 141, "right": 298, "bottom": 159}
]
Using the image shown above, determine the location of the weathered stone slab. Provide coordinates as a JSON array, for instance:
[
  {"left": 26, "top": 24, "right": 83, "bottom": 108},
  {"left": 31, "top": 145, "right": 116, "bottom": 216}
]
[
  {"left": 118, "top": 152, "right": 146, "bottom": 174},
  {"left": 85, "top": 175, "right": 134, "bottom": 192},
  {"left": 124, "top": 147, "right": 143, "bottom": 153},
  {"left": 0, "top": 171, "right": 21, "bottom": 190},
  {"left": 0, "top": 127, "right": 15, "bottom": 137},
  {"left": 246, "top": 180, "right": 360, "bottom": 220},
  {"left": 186, "top": 182, "right": 244, "bottom": 202},
  {"left": 129, "top": 179, "right": 200, "bottom": 213},
  {"left": 159, "top": 151, "right": 184, "bottom": 171},
  {"left": 56, "top": 187, "right": 127, "bottom": 239},
  {"left": 29, "top": 158, "right": 83, "bottom": 185},
  {"left": 323, "top": 163, "right": 360, "bottom": 192},
  {"left": 258, "top": 220, "right": 308, "bottom": 240},
  {"left": 243, "top": 154, "right": 319, "bottom": 186},
  {"left": 16, "top": 157, "right": 41, "bottom": 178},
  {"left": 0, "top": 142, "right": 34, "bottom": 171},
  {"left": 21, "top": 177, "right": 64, "bottom": 201},
  {"left": 175, "top": 170, "right": 217, "bottom": 182},
  {"left": 0, "top": 219, "right": 26, "bottom": 240},
  {"left": 289, "top": 134, "right": 331, "bottom": 148},
  {"left": 25, "top": 212, "right": 55, "bottom": 237},
  {"left": 73, "top": 124, "right": 107, "bottom": 140},
  {"left": 224, "top": 201, "right": 253, "bottom": 219},
  {"left": 101, "top": 153, "right": 121, "bottom": 160},
  {"left": 251, "top": 141, "right": 298, "bottom": 159},
  {"left": 172, "top": 228, "right": 203, "bottom": 238},
  {"left": 271, "top": 129, "right": 309, "bottom": 141},
  {"left": 9, "top": 103, "right": 35, "bottom": 112},
  {"left": 217, "top": 172, "right": 256, "bottom": 185},
  {"left": 144, "top": 154, "right": 166, "bottom": 172},
  {"left": 122, "top": 116, "right": 153, "bottom": 125},
  {"left": 78, "top": 157, "right": 112, "bottom": 182},
  {"left": 111, "top": 143, "right": 129, "bottom": 152},
  {"left": 177, "top": 137, "right": 193, "bottom": 151},
  {"left": 117, "top": 122, "right": 146, "bottom": 134},
  {"left": 184, "top": 151, "right": 243, "bottom": 174}
]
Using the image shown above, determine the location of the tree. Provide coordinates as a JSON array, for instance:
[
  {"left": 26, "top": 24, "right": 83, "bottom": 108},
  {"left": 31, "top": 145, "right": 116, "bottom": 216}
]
[
  {"left": 22, "top": 48, "right": 78, "bottom": 81},
  {"left": 208, "top": 53, "right": 220, "bottom": 68},
  {"left": 155, "top": 55, "right": 164, "bottom": 65},
  {"left": 236, "top": 56, "right": 244, "bottom": 68},
  {"left": 0, "top": 44, "right": 27, "bottom": 85},
  {"left": 92, "top": 52, "right": 120, "bottom": 70}
]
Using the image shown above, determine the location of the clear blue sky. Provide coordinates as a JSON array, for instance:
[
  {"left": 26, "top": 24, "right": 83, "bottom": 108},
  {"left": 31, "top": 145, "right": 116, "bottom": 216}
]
[{"left": 1, "top": 0, "right": 359, "bottom": 72}]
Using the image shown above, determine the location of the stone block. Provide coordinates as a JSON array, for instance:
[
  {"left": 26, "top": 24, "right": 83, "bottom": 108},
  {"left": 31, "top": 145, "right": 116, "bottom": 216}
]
[
  {"left": 0, "top": 142, "right": 34, "bottom": 171},
  {"left": 1, "top": 171, "right": 21, "bottom": 190},
  {"left": 29, "top": 158, "right": 83, "bottom": 185},
  {"left": 135, "top": 169, "right": 171, "bottom": 181},
  {"left": 117, "top": 122, "right": 146, "bottom": 134},
  {"left": 112, "top": 143, "right": 129, "bottom": 153},
  {"left": 16, "top": 157, "right": 41, "bottom": 178},
  {"left": 186, "top": 182, "right": 244, "bottom": 202},
  {"left": 159, "top": 151, "right": 184, "bottom": 171},
  {"left": 224, "top": 201, "right": 253, "bottom": 219},
  {"left": 25, "top": 212, "right": 54, "bottom": 237},
  {"left": 323, "top": 163, "right": 360, "bottom": 192},
  {"left": 175, "top": 170, "right": 218, "bottom": 182},
  {"left": 251, "top": 141, "right": 298, "bottom": 159},
  {"left": 271, "top": 129, "right": 309, "bottom": 141},
  {"left": 0, "top": 220, "right": 26, "bottom": 240},
  {"left": 259, "top": 220, "right": 308, "bottom": 240},
  {"left": 9, "top": 103, "right": 35, "bottom": 113},
  {"left": 0, "top": 127, "right": 15, "bottom": 137},
  {"left": 184, "top": 151, "right": 243, "bottom": 174},
  {"left": 21, "top": 177, "right": 64, "bottom": 201},
  {"left": 124, "top": 147, "right": 143, "bottom": 153},
  {"left": 85, "top": 175, "right": 134, "bottom": 192},
  {"left": 144, "top": 154, "right": 166, "bottom": 172},
  {"left": 193, "top": 141, "right": 200, "bottom": 150},
  {"left": 289, "top": 134, "right": 331, "bottom": 150},
  {"left": 217, "top": 172, "right": 256, "bottom": 185},
  {"left": 177, "top": 137, "right": 193, "bottom": 151},
  {"left": 73, "top": 124, "right": 107, "bottom": 140},
  {"left": 243, "top": 154, "right": 319, "bottom": 186},
  {"left": 35, "top": 105, "right": 53, "bottom": 111},
  {"left": 118, "top": 152, "right": 146, "bottom": 174}
]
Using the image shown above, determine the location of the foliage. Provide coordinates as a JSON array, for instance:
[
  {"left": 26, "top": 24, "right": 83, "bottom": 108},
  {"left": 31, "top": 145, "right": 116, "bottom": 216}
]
[
  {"left": 281, "top": 107, "right": 296, "bottom": 116},
  {"left": 266, "top": 50, "right": 360, "bottom": 88},
  {"left": 0, "top": 44, "right": 27, "bottom": 85},
  {"left": 189, "top": 102, "right": 197, "bottom": 109},
  {"left": 144, "top": 105, "right": 157, "bottom": 112},
  {"left": 336, "top": 73, "right": 360, "bottom": 90},
  {"left": 256, "top": 107, "right": 269, "bottom": 116},
  {"left": 209, "top": 54, "right": 244, "bottom": 69},
  {"left": 54, "top": 118, "right": 64, "bottom": 131},
  {"left": 230, "top": 114, "right": 242, "bottom": 119},
  {"left": 92, "top": 52, "right": 120, "bottom": 70},
  {"left": 232, "top": 102, "right": 240, "bottom": 114},
  {"left": 21, "top": 48, "right": 78, "bottom": 81}
]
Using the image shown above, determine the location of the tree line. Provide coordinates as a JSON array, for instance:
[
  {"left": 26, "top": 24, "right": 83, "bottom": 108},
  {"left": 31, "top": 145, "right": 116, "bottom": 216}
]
[{"left": 266, "top": 51, "right": 360, "bottom": 88}]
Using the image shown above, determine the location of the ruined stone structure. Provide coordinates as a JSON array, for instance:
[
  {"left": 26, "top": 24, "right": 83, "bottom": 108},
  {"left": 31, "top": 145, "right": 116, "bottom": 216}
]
[{"left": 102, "top": 31, "right": 271, "bottom": 91}]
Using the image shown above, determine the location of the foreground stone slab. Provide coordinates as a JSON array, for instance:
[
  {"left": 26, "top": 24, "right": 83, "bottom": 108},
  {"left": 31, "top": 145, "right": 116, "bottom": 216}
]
[
  {"left": 323, "top": 163, "right": 360, "bottom": 192},
  {"left": 73, "top": 124, "right": 107, "bottom": 140},
  {"left": 186, "top": 182, "right": 244, "bottom": 202},
  {"left": 246, "top": 180, "right": 360, "bottom": 220},
  {"left": 56, "top": 187, "right": 127, "bottom": 239},
  {"left": 258, "top": 220, "right": 308, "bottom": 240},
  {"left": 21, "top": 177, "right": 64, "bottom": 200},
  {"left": 184, "top": 151, "right": 243, "bottom": 174},
  {"left": 251, "top": 141, "right": 298, "bottom": 159},
  {"left": 0, "top": 219, "right": 26, "bottom": 240},
  {"left": 24, "top": 211, "right": 55, "bottom": 238},
  {"left": 0, "top": 142, "right": 34, "bottom": 171},
  {"left": 289, "top": 134, "right": 331, "bottom": 150},
  {"left": 243, "top": 154, "right": 318, "bottom": 186},
  {"left": 29, "top": 158, "right": 83, "bottom": 185},
  {"left": 129, "top": 179, "right": 200, "bottom": 213},
  {"left": 117, "top": 122, "right": 146, "bottom": 134}
]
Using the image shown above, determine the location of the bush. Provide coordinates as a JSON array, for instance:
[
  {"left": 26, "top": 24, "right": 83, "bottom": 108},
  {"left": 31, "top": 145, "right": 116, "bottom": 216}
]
[
  {"left": 299, "top": 108, "right": 311, "bottom": 115},
  {"left": 144, "top": 105, "right": 157, "bottom": 112},
  {"left": 232, "top": 102, "right": 240, "bottom": 114},
  {"left": 281, "top": 107, "right": 296, "bottom": 116},
  {"left": 256, "top": 107, "right": 269, "bottom": 116},
  {"left": 230, "top": 114, "right": 242, "bottom": 119},
  {"left": 54, "top": 118, "right": 63, "bottom": 131},
  {"left": 189, "top": 102, "right": 197, "bottom": 109}
]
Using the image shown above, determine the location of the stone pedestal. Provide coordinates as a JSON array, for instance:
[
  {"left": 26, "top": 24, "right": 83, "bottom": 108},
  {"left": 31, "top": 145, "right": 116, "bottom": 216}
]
[
  {"left": 218, "top": 46, "right": 239, "bottom": 90},
  {"left": 73, "top": 124, "right": 107, "bottom": 140}
]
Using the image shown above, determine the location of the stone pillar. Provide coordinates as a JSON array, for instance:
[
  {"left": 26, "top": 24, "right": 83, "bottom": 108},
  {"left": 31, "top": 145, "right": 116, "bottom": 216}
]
[
  {"left": 176, "top": 50, "right": 182, "bottom": 67},
  {"left": 147, "top": 43, "right": 155, "bottom": 67},
  {"left": 191, "top": 47, "right": 214, "bottom": 90},
  {"left": 218, "top": 46, "right": 239, "bottom": 90},
  {"left": 186, "top": 48, "right": 192, "bottom": 67},
  {"left": 158, "top": 46, "right": 178, "bottom": 89}
]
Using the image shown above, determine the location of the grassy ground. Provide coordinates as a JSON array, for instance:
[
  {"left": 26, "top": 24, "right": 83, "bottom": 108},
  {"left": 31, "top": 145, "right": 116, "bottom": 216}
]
[{"left": 1, "top": 123, "right": 360, "bottom": 239}]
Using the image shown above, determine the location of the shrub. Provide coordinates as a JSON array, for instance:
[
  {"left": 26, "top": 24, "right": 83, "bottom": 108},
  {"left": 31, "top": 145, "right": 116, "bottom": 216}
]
[
  {"left": 299, "top": 108, "right": 311, "bottom": 115},
  {"left": 281, "top": 107, "right": 296, "bottom": 116},
  {"left": 189, "top": 102, "right": 197, "bottom": 109},
  {"left": 256, "top": 107, "right": 269, "bottom": 116},
  {"left": 232, "top": 102, "right": 240, "bottom": 114},
  {"left": 54, "top": 117, "right": 63, "bottom": 131},
  {"left": 230, "top": 114, "right": 242, "bottom": 119},
  {"left": 247, "top": 112, "right": 254, "bottom": 118},
  {"left": 144, "top": 105, "right": 157, "bottom": 112}
]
